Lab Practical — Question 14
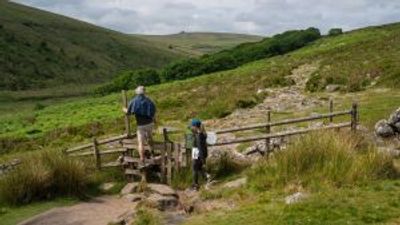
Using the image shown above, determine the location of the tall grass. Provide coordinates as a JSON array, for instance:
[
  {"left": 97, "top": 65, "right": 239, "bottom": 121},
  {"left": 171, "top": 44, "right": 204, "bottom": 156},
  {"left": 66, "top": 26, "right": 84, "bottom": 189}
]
[
  {"left": 133, "top": 207, "right": 160, "bottom": 225},
  {"left": 0, "top": 150, "right": 89, "bottom": 205},
  {"left": 248, "top": 131, "right": 397, "bottom": 190}
]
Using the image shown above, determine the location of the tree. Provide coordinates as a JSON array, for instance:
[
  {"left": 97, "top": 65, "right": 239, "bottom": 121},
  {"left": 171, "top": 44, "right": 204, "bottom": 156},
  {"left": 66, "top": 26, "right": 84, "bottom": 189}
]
[{"left": 328, "top": 28, "right": 343, "bottom": 36}]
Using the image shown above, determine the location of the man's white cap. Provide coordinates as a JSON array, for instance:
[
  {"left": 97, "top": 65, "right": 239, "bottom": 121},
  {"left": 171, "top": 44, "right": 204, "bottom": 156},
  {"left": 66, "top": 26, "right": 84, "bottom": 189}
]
[{"left": 135, "top": 86, "right": 145, "bottom": 95}]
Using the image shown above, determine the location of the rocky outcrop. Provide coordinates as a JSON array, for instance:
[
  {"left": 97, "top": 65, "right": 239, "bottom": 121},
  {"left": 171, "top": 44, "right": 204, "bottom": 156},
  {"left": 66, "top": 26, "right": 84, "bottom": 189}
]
[
  {"left": 119, "top": 183, "right": 180, "bottom": 212},
  {"left": 375, "top": 108, "right": 400, "bottom": 138},
  {"left": 375, "top": 119, "right": 395, "bottom": 137}
]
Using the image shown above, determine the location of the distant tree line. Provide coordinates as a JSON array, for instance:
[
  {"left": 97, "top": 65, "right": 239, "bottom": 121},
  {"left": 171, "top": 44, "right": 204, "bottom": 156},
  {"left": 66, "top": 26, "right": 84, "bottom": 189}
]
[{"left": 94, "top": 27, "right": 322, "bottom": 95}]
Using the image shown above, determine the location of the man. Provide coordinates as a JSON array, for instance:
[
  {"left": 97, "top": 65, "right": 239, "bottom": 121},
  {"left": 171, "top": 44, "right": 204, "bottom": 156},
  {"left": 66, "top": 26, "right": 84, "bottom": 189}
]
[{"left": 123, "top": 86, "right": 156, "bottom": 167}]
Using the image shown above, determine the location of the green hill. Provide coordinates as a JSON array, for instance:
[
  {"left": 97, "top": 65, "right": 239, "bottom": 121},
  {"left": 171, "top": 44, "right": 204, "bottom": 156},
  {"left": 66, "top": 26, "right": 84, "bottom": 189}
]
[
  {"left": 0, "top": 1, "right": 183, "bottom": 91},
  {"left": 137, "top": 32, "right": 263, "bottom": 56}
]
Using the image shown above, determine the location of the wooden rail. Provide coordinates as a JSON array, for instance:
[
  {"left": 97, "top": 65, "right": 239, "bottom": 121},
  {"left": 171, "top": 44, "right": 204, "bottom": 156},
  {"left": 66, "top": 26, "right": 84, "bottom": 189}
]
[
  {"left": 215, "top": 110, "right": 352, "bottom": 134},
  {"left": 210, "top": 101, "right": 358, "bottom": 148},
  {"left": 65, "top": 134, "right": 129, "bottom": 154},
  {"left": 211, "top": 122, "right": 351, "bottom": 146}
]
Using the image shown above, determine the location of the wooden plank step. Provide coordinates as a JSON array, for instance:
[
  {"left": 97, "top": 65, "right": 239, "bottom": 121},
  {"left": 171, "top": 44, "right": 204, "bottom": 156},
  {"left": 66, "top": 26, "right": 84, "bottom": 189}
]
[
  {"left": 70, "top": 151, "right": 93, "bottom": 157},
  {"left": 122, "top": 141, "right": 166, "bottom": 151},
  {"left": 122, "top": 156, "right": 163, "bottom": 166},
  {"left": 121, "top": 139, "right": 136, "bottom": 144},
  {"left": 125, "top": 169, "right": 142, "bottom": 176},
  {"left": 123, "top": 156, "right": 140, "bottom": 164},
  {"left": 100, "top": 148, "right": 127, "bottom": 155},
  {"left": 101, "top": 161, "right": 122, "bottom": 168}
]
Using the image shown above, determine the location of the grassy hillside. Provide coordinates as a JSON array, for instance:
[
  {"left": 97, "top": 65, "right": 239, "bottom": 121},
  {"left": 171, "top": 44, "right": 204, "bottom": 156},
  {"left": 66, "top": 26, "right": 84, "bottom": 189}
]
[
  {"left": 137, "top": 32, "right": 263, "bottom": 56},
  {"left": 1, "top": 22, "right": 400, "bottom": 153},
  {"left": 0, "top": 1, "right": 183, "bottom": 91}
]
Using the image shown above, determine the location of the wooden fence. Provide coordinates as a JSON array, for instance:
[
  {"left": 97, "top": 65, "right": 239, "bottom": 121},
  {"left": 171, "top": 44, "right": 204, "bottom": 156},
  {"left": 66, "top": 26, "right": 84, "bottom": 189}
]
[
  {"left": 65, "top": 90, "right": 358, "bottom": 184},
  {"left": 209, "top": 101, "right": 358, "bottom": 150}
]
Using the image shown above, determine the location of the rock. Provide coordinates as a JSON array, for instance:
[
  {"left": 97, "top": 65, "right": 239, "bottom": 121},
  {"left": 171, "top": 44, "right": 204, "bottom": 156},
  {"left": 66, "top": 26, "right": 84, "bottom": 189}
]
[
  {"left": 10, "top": 158, "right": 21, "bottom": 166},
  {"left": 325, "top": 84, "right": 341, "bottom": 92},
  {"left": 123, "top": 193, "right": 143, "bottom": 202},
  {"left": 393, "top": 122, "right": 400, "bottom": 133},
  {"left": 110, "top": 210, "right": 135, "bottom": 225},
  {"left": 375, "top": 119, "right": 395, "bottom": 138},
  {"left": 223, "top": 177, "right": 247, "bottom": 189},
  {"left": 285, "top": 192, "right": 308, "bottom": 205},
  {"left": 145, "top": 193, "right": 179, "bottom": 211},
  {"left": 388, "top": 108, "right": 400, "bottom": 125},
  {"left": 100, "top": 182, "right": 116, "bottom": 192},
  {"left": 148, "top": 184, "right": 177, "bottom": 197},
  {"left": 120, "top": 183, "right": 139, "bottom": 196}
]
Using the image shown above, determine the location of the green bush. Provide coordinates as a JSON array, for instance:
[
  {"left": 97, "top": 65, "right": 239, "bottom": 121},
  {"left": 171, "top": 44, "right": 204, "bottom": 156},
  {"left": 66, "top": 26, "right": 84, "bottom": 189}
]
[
  {"left": 94, "top": 28, "right": 321, "bottom": 95},
  {"left": 0, "top": 150, "right": 89, "bottom": 205},
  {"left": 161, "top": 28, "right": 321, "bottom": 82},
  {"left": 328, "top": 28, "right": 343, "bottom": 36},
  {"left": 247, "top": 131, "right": 397, "bottom": 190},
  {"left": 94, "top": 69, "right": 161, "bottom": 95}
]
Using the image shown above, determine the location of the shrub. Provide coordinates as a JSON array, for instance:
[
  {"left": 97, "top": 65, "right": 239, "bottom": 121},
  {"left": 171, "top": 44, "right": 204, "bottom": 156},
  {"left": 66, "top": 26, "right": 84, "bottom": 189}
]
[
  {"left": 247, "top": 131, "right": 397, "bottom": 190},
  {"left": 160, "top": 28, "right": 321, "bottom": 82},
  {"left": 94, "top": 69, "right": 161, "bottom": 95},
  {"left": 0, "top": 150, "right": 89, "bottom": 205},
  {"left": 328, "top": 28, "right": 343, "bottom": 36},
  {"left": 236, "top": 99, "right": 258, "bottom": 109}
]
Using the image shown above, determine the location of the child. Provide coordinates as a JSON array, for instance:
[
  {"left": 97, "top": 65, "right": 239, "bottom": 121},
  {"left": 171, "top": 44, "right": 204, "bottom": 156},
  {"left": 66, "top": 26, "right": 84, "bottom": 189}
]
[{"left": 190, "top": 118, "right": 209, "bottom": 190}]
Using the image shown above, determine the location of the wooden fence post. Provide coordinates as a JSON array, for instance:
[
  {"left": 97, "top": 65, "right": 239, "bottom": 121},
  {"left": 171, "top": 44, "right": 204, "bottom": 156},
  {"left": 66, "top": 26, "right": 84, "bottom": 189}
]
[
  {"left": 351, "top": 102, "right": 358, "bottom": 132},
  {"left": 93, "top": 138, "right": 101, "bottom": 170},
  {"left": 167, "top": 143, "right": 172, "bottom": 186},
  {"left": 265, "top": 110, "right": 271, "bottom": 154},
  {"left": 161, "top": 128, "right": 168, "bottom": 183},
  {"left": 329, "top": 99, "right": 334, "bottom": 123},
  {"left": 122, "top": 90, "right": 131, "bottom": 137},
  {"left": 175, "top": 143, "right": 181, "bottom": 172}
]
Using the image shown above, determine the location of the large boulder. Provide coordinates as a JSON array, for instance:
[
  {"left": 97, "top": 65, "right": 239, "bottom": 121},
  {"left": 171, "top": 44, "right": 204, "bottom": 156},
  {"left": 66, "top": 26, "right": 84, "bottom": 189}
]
[
  {"left": 375, "top": 119, "right": 395, "bottom": 138},
  {"left": 147, "top": 184, "right": 178, "bottom": 197},
  {"left": 388, "top": 108, "right": 400, "bottom": 126},
  {"left": 145, "top": 193, "right": 179, "bottom": 211},
  {"left": 394, "top": 122, "right": 400, "bottom": 133},
  {"left": 123, "top": 193, "right": 143, "bottom": 203},
  {"left": 120, "top": 183, "right": 139, "bottom": 196}
]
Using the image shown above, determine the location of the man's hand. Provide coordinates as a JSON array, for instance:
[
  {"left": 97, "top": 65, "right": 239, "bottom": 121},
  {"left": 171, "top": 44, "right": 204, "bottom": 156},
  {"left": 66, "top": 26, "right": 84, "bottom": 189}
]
[{"left": 122, "top": 107, "right": 128, "bottom": 114}]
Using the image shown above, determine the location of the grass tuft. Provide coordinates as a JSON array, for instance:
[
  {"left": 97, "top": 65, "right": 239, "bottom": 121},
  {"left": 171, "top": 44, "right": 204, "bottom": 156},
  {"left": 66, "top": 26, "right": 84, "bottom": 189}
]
[
  {"left": 0, "top": 150, "right": 89, "bottom": 205},
  {"left": 247, "top": 131, "right": 397, "bottom": 190}
]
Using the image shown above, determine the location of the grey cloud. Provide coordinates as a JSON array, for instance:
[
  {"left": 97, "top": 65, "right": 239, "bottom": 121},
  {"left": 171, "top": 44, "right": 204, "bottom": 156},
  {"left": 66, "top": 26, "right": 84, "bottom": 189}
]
[{"left": 12, "top": 0, "right": 400, "bottom": 35}]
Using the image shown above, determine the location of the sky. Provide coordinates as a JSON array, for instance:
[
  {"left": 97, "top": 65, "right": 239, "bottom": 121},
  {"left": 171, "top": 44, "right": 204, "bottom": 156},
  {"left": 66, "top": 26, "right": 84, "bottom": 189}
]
[{"left": 13, "top": 0, "right": 400, "bottom": 36}]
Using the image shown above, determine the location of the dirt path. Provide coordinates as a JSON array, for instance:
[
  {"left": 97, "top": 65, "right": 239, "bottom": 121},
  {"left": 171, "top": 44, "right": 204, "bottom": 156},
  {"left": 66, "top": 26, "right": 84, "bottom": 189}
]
[
  {"left": 18, "top": 196, "right": 135, "bottom": 225},
  {"left": 207, "top": 63, "right": 321, "bottom": 130}
]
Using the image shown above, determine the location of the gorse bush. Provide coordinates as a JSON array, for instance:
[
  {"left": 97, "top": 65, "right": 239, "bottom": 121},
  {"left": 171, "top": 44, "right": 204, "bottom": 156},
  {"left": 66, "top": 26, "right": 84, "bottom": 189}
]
[
  {"left": 247, "top": 131, "right": 397, "bottom": 190},
  {"left": 0, "top": 150, "right": 89, "bottom": 205},
  {"left": 96, "top": 28, "right": 321, "bottom": 95}
]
